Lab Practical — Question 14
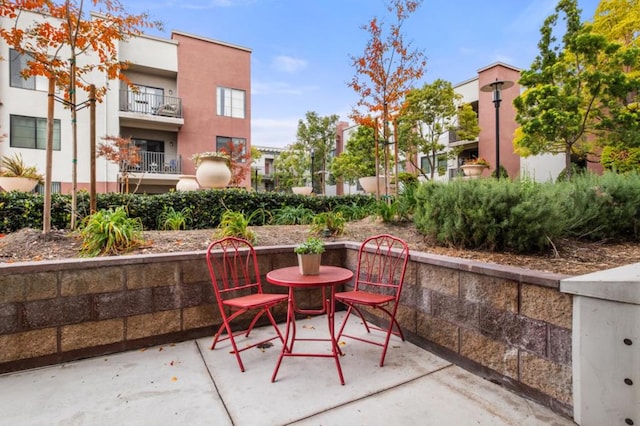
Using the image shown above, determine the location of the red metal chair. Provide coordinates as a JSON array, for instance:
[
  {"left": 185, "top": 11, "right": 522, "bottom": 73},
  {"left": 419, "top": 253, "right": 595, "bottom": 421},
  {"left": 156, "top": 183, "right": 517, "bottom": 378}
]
[
  {"left": 206, "top": 237, "right": 288, "bottom": 372},
  {"left": 335, "top": 234, "right": 410, "bottom": 366}
]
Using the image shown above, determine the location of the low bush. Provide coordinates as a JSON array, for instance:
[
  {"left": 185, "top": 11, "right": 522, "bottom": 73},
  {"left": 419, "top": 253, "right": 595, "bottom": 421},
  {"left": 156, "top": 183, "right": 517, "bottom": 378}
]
[
  {"left": 414, "top": 178, "right": 566, "bottom": 253},
  {"left": 79, "top": 206, "right": 145, "bottom": 257}
]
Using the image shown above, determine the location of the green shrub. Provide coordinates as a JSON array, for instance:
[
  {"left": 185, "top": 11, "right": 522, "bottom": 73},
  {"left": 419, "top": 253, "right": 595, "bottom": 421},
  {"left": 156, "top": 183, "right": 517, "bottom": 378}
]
[
  {"left": 271, "top": 205, "right": 315, "bottom": 225},
  {"left": 414, "top": 178, "right": 566, "bottom": 253},
  {"left": 157, "top": 206, "right": 191, "bottom": 230},
  {"left": 561, "top": 172, "right": 640, "bottom": 241},
  {"left": 310, "top": 211, "right": 346, "bottom": 236},
  {"left": 79, "top": 206, "right": 145, "bottom": 257},
  {"left": 213, "top": 210, "right": 262, "bottom": 243}
]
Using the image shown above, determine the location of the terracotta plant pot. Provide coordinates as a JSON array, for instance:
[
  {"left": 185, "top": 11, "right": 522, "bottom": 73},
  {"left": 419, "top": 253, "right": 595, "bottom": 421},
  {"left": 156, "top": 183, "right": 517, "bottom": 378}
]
[
  {"left": 358, "top": 176, "right": 382, "bottom": 194},
  {"left": 297, "top": 253, "right": 321, "bottom": 275},
  {"left": 460, "top": 164, "right": 487, "bottom": 178},
  {"left": 291, "top": 186, "right": 312, "bottom": 195},
  {"left": 0, "top": 177, "right": 39, "bottom": 192},
  {"left": 176, "top": 175, "right": 200, "bottom": 191},
  {"left": 195, "top": 157, "right": 231, "bottom": 189}
]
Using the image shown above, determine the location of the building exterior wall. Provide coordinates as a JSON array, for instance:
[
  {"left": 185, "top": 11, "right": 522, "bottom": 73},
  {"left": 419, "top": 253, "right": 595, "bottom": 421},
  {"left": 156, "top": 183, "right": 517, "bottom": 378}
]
[
  {"left": 173, "top": 32, "right": 252, "bottom": 184},
  {"left": 0, "top": 12, "right": 252, "bottom": 194}
]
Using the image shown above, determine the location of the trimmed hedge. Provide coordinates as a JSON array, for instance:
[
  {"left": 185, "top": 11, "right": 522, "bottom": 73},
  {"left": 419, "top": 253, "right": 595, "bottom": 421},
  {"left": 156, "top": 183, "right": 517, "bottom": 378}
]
[{"left": 0, "top": 190, "right": 376, "bottom": 234}]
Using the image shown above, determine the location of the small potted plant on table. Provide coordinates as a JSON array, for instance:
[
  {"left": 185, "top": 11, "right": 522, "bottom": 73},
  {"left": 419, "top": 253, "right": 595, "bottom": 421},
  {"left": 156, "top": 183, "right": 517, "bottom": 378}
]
[{"left": 294, "top": 236, "right": 325, "bottom": 275}]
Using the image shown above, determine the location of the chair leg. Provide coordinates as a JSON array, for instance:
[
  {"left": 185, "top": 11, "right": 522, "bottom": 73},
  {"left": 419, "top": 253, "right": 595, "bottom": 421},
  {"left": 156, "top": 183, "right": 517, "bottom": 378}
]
[
  {"left": 244, "top": 308, "right": 267, "bottom": 337},
  {"left": 336, "top": 305, "right": 353, "bottom": 341},
  {"left": 212, "top": 320, "right": 246, "bottom": 372},
  {"left": 265, "top": 308, "right": 285, "bottom": 344}
]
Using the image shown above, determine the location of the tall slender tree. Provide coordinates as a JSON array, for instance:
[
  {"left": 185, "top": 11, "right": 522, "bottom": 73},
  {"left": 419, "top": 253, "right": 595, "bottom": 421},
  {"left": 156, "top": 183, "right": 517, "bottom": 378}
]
[
  {"left": 0, "top": 0, "right": 161, "bottom": 230},
  {"left": 294, "top": 111, "right": 339, "bottom": 195},
  {"left": 348, "top": 0, "right": 426, "bottom": 197}
]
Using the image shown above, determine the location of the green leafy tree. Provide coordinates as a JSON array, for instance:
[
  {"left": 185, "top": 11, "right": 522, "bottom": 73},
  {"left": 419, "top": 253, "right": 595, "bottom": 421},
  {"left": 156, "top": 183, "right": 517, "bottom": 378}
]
[
  {"left": 330, "top": 125, "right": 377, "bottom": 189},
  {"left": 294, "top": 111, "right": 339, "bottom": 195},
  {"left": 397, "top": 79, "right": 479, "bottom": 180},
  {"left": 272, "top": 147, "right": 309, "bottom": 191},
  {"left": 590, "top": 0, "right": 640, "bottom": 151},
  {"left": 513, "top": 0, "right": 622, "bottom": 179}
]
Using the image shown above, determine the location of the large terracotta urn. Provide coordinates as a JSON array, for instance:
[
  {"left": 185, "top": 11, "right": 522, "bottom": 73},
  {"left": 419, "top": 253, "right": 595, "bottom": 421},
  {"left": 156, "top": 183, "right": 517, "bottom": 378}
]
[
  {"left": 291, "top": 186, "right": 312, "bottom": 195},
  {"left": 460, "top": 164, "right": 486, "bottom": 178},
  {"left": 195, "top": 156, "right": 231, "bottom": 189},
  {"left": 358, "top": 176, "right": 384, "bottom": 194},
  {"left": 0, "top": 177, "right": 39, "bottom": 192},
  {"left": 176, "top": 175, "right": 200, "bottom": 191}
]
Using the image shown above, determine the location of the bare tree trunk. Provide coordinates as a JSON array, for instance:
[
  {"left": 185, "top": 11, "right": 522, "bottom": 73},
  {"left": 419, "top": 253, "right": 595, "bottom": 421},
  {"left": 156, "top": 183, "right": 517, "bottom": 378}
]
[
  {"left": 43, "top": 77, "right": 55, "bottom": 234},
  {"left": 70, "top": 55, "right": 78, "bottom": 229},
  {"left": 89, "top": 85, "right": 96, "bottom": 213}
]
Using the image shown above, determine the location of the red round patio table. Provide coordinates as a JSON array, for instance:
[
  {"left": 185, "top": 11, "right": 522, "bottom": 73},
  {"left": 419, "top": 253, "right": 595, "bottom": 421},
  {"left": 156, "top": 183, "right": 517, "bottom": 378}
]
[{"left": 266, "top": 265, "right": 353, "bottom": 385}]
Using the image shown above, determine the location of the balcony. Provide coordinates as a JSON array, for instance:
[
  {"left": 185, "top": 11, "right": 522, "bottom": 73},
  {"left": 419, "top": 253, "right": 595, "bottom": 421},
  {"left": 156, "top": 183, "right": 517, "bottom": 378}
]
[
  {"left": 119, "top": 90, "right": 184, "bottom": 131},
  {"left": 122, "top": 150, "right": 182, "bottom": 175},
  {"left": 448, "top": 128, "right": 478, "bottom": 148}
]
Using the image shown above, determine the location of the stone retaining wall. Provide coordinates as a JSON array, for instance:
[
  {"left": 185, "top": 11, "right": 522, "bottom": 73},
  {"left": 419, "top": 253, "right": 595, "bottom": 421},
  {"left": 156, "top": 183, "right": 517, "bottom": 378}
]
[{"left": 0, "top": 242, "right": 573, "bottom": 418}]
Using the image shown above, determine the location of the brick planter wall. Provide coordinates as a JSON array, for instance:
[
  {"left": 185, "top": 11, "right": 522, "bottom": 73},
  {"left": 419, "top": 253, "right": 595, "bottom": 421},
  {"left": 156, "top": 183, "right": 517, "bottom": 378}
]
[{"left": 0, "top": 242, "right": 573, "bottom": 418}]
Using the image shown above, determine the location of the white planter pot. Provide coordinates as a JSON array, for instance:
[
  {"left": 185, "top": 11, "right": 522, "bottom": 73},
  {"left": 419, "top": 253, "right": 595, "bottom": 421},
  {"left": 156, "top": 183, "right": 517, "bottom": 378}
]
[
  {"left": 358, "top": 176, "right": 384, "bottom": 194},
  {"left": 460, "top": 164, "right": 487, "bottom": 178},
  {"left": 176, "top": 175, "right": 200, "bottom": 191},
  {"left": 0, "top": 177, "right": 39, "bottom": 192},
  {"left": 292, "top": 186, "right": 312, "bottom": 195},
  {"left": 195, "top": 157, "right": 232, "bottom": 189},
  {"left": 297, "top": 253, "right": 322, "bottom": 275}
]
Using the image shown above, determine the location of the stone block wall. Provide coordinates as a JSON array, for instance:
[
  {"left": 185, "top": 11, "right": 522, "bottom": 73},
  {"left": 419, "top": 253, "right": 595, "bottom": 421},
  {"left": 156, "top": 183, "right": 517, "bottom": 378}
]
[
  {"left": 1, "top": 242, "right": 573, "bottom": 418},
  {"left": 342, "top": 242, "right": 573, "bottom": 417}
]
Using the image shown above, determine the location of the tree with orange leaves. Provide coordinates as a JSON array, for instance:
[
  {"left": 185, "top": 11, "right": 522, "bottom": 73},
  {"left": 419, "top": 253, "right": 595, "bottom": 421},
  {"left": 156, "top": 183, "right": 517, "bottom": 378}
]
[
  {"left": 218, "top": 140, "right": 252, "bottom": 187},
  {"left": 348, "top": 0, "right": 426, "bottom": 198},
  {"left": 0, "top": 0, "right": 161, "bottom": 231},
  {"left": 97, "top": 135, "right": 141, "bottom": 193}
]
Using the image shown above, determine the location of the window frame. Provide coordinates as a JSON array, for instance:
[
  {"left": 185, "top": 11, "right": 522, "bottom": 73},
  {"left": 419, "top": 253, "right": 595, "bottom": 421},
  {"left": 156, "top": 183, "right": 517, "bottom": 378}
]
[
  {"left": 9, "top": 49, "right": 50, "bottom": 91},
  {"left": 10, "top": 115, "right": 62, "bottom": 150},
  {"left": 216, "top": 87, "right": 246, "bottom": 119}
]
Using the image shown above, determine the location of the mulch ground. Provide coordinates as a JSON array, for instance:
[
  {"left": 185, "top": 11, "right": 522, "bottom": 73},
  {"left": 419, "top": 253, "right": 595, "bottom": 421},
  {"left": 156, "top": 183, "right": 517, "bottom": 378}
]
[{"left": 1, "top": 218, "right": 640, "bottom": 276}]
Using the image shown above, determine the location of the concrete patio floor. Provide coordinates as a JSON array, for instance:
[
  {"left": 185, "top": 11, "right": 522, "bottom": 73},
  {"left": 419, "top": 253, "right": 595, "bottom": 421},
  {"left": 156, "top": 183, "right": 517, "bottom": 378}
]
[{"left": 0, "top": 313, "right": 575, "bottom": 425}]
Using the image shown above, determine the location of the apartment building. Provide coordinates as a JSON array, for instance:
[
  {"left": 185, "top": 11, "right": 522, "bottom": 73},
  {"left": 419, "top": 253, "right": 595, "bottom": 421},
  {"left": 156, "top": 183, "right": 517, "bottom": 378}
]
[
  {"left": 252, "top": 146, "right": 287, "bottom": 192},
  {"left": 0, "top": 11, "right": 251, "bottom": 194}
]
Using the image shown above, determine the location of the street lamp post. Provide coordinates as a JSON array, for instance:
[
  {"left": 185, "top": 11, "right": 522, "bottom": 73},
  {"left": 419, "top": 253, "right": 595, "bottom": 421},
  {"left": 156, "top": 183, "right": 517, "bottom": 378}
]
[
  {"left": 480, "top": 79, "right": 513, "bottom": 178},
  {"left": 310, "top": 148, "right": 315, "bottom": 193}
]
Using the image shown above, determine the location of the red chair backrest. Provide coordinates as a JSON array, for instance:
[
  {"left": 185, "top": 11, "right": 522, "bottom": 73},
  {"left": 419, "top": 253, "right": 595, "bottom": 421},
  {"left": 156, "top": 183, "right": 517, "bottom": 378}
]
[
  {"left": 354, "top": 234, "right": 410, "bottom": 299},
  {"left": 206, "top": 237, "right": 264, "bottom": 302}
]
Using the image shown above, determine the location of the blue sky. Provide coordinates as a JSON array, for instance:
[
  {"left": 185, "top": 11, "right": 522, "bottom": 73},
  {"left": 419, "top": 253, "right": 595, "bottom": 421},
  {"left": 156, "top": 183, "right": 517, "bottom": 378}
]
[{"left": 126, "top": 0, "right": 602, "bottom": 148}]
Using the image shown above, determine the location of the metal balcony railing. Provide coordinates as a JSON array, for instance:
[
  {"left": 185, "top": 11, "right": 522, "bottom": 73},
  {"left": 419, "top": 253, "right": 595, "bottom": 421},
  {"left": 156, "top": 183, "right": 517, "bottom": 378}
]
[
  {"left": 122, "top": 151, "right": 182, "bottom": 175},
  {"left": 119, "top": 90, "right": 183, "bottom": 118}
]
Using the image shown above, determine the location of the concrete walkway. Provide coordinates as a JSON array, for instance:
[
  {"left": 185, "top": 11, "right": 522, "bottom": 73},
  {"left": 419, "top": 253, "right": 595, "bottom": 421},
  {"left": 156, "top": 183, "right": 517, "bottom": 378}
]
[{"left": 0, "top": 313, "right": 575, "bottom": 425}]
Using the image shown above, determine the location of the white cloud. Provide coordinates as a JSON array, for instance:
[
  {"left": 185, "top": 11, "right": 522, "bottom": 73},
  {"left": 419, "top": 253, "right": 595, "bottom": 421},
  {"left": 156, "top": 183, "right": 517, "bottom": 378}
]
[
  {"left": 271, "top": 55, "right": 308, "bottom": 73},
  {"left": 252, "top": 80, "right": 318, "bottom": 96},
  {"left": 251, "top": 117, "right": 299, "bottom": 147}
]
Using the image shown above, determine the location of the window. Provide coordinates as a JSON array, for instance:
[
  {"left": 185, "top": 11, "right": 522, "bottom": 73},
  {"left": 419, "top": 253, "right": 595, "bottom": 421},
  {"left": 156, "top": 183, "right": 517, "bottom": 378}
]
[
  {"left": 216, "top": 136, "right": 247, "bottom": 161},
  {"left": 217, "top": 87, "right": 245, "bottom": 119},
  {"left": 10, "top": 115, "right": 61, "bottom": 150},
  {"left": 421, "top": 155, "right": 447, "bottom": 176},
  {"left": 35, "top": 182, "right": 61, "bottom": 194},
  {"left": 9, "top": 49, "right": 49, "bottom": 91}
]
